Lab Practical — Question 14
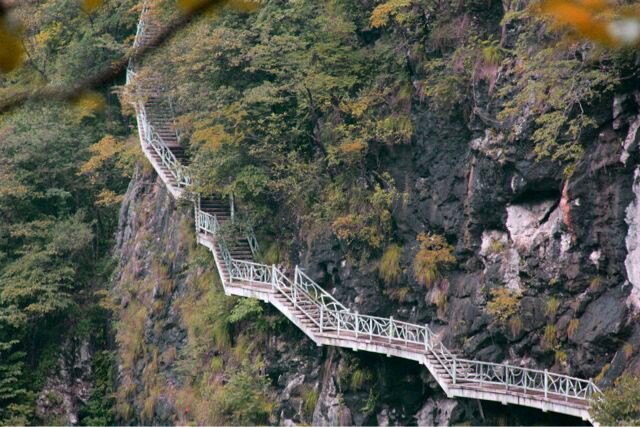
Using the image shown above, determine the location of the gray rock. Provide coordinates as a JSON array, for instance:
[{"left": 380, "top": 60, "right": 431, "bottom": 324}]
[{"left": 573, "top": 289, "right": 627, "bottom": 344}]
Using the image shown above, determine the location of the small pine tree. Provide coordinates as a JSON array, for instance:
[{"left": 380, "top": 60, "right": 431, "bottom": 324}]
[{"left": 0, "top": 340, "right": 32, "bottom": 425}]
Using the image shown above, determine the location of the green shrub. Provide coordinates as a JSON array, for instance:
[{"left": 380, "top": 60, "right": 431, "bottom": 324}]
[
  {"left": 301, "top": 387, "right": 319, "bottom": 418},
  {"left": 261, "top": 243, "right": 281, "bottom": 265},
  {"left": 385, "top": 286, "right": 412, "bottom": 302},
  {"left": 228, "top": 299, "right": 263, "bottom": 324},
  {"left": 361, "top": 389, "right": 378, "bottom": 417},
  {"left": 379, "top": 244, "right": 402, "bottom": 284},
  {"left": 590, "top": 373, "right": 640, "bottom": 426},
  {"left": 413, "top": 233, "right": 455, "bottom": 287},
  {"left": 545, "top": 297, "right": 560, "bottom": 319},
  {"left": 217, "top": 363, "right": 274, "bottom": 425},
  {"left": 487, "top": 288, "right": 521, "bottom": 323},
  {"left": 79, "top": 351, "right": 115, "bottom": 426},
  {"left": 350, "top": 368, "right": 372, "bottom": 391},
  {"left": 488, "top": 238, "right": 506, "bottom": 254},
  {"left": 555, "top": 350, "right": 568, "bottom": 365},
  {"left": 595, "top": 364, "right": 611, "bottom": 383},
  {"left": 542, "top": 324, "right": 557, "bottom": 349}
]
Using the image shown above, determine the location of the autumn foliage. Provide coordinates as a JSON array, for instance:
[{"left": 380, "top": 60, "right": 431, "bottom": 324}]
[
  {"left": 536, "top": 0, "right": 640, "bottom": 47},
  {"left": 413, "top": 233, "right": 455, "bottom": 287}
]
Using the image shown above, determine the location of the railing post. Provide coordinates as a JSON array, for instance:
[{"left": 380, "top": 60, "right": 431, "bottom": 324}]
[
  {"left": 389, "top": 316, "right": 393, "bottom": 343},
  {"left": 453, "top": 357, "right": 457, "bottom": 385},
  {"left": 230, "top": 193, "right": 235, "bottom": 223},
  {"left": 320, "top": 305, "right": 324, "bottom": 333},
  {"left": 271, "top": 264, "right": 277, "bottom": 291},
  {"left": 337, "top": 312, "right": 341, "bottom": 336},
  {"left": 544, "top": 369, "right": 548, "bottom": 399},
  {"left": 505, "top": 362, "right": 509, "bottom": 390},
  {"left": 293, "top": 281, "right": 297, "bottom": 308},
  {"left": 424, "top": 325, "right": 429, "bottom": 351},
  {"left": 587, "top": 378, "right": 593, "bottom": 399},
  {"left": 523, "top": 371, "right": 527, "bottom": 394},
  {"left": 355, "top": 311, "right": 359, "bottom": 339}
]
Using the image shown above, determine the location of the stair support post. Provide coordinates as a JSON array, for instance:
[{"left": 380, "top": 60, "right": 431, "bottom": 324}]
[{"left": 452, "top": 357, "right": 457, "bottom": 385}]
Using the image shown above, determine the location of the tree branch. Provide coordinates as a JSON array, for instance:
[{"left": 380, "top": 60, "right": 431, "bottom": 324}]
[{"left": 0, "top": 0, "right": 228, "bottom": 113}]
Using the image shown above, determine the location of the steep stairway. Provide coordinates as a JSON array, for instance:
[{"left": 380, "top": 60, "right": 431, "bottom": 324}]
[{"left": 126, "top": 2, "right": 602, "bottom": 424}]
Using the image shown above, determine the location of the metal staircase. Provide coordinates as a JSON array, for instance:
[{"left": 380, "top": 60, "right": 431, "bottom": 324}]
[{"left": 126, "top": 3, "right": 602, "bottom": 424}]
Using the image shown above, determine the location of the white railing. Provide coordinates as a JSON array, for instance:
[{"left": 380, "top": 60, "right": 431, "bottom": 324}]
[
  {"left": 196, "top": 209, "right": 219, "bottom": 235},
  {"left": 294, "top": 267, "right": 347, "bottom": 312},
  {"left": 192, "top": 196, "right": 602, "bottom": 415},
  {"left": 247, "top": 231, "right": 259, "bottom": 257},
  {"left": 129, "top": 2, "right": 602, "bottom": 421},
  {"left": 230, "top": 259, "right": 273, "bottom": 284},
  {"left": 137, "top": 102, "right": 192, "bottom": 187},
  {"left": 195, "top": 214, "right": 601, "bottom": 406},
  {"left": 132, "top": 3, "right": 148, "bottom": 50},
  {"left": 452, "top": 359, "right": 601, "bottom": 400}
]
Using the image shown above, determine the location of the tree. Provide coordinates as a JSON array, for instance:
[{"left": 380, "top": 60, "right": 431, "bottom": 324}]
[{"left": 590, "top": 373, "right": 640, "bottom": 426}]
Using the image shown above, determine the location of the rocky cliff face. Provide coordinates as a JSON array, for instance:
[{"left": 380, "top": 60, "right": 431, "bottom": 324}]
[
  {"left": 111, "top": 90, "right": 640, "bottom": 424},
  {"left": 111, "top": 165, "right": 443, "bottom": 425},
  {"left": 110, "top": 8, "right": 640, "bottom": 426},
  {"left": 300, "top": 88, "right": 640, "bottom": 386}
]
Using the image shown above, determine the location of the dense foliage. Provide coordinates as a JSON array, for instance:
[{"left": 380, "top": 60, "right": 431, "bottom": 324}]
[
  {"left": 149, "top": 0, "right": 411, "bottom": 265},
  {"left": 0, "top": 1, "right": 137, "bottom": 423},
  {"left": 590, "top": 373, "right": 640, "bottom": 426}
]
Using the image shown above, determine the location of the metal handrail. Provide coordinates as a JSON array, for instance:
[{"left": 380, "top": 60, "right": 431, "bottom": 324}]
[
  {"left": 137, "top": 103, "right": 192, "bottom": 187},
  {"left": 192, "top": 203, "right": 602, "bottom": 408}
]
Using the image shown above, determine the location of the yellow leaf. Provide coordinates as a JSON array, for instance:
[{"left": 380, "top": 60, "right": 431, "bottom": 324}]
[
  {"left": 369, "top": 0, "right": 412, "bottom": 29},
  {"left": 176, "top": 0, "right": 219, "bottom": 12},
  {"left": 0, "top": 19, "right": 25, "bottom": 74},
  {"left": 536, "top": 0, "right": 640, "bottom": 47},
  {"left": 79, "top": 135, "right": 122, "bottom": 176},
  {"left": 96, "top": 189, "right": 124, "bottom": 207},
  {"left": 338, "top": 140, "right": 366, "bottom": 154},
  {"left": 227, "top": 0, "right": 261, "bottom": 12},
  {"left": 72, "top": 92, "right": 106, "bottom": 120},
  {"left": 81, "top": 0, "right": 103, "bottom": 13}
]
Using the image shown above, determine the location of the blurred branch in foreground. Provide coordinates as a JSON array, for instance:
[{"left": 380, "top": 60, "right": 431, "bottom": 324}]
[
  {"left": 536, "top": 0, "right": 640, "bottom": 48},
  {"left": 0, "top": 0, "right": 258, "bottom": 113}
]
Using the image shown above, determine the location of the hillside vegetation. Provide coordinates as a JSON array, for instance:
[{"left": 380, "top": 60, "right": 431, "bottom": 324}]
[{"left": 1, "top": 0, "right": 639, "bottom": 425}]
